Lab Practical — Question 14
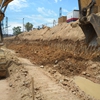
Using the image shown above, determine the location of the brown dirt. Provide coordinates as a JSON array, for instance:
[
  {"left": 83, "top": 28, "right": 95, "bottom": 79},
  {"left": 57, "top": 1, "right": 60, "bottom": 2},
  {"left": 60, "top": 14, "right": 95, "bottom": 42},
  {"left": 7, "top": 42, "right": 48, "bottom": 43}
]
[
  {"left": 0, "top": 48, "right": 33, "bottom": 100},
  {"left": 19, "top": 57, "right": 80, "bottom": 100},
  {"left": 5, "top": 40, "right": 88, "bottom": 77},
  {"left": 3, "top": 43, "right": 99, "bottom": 100},
  {"left": 5, "top": 39, "right": 100, "bottom": 84},
  {"left": 3, "top": 22, "right": 100, "bottom": 100},
  {"left": 0, "top": 47, "right": 88, "bottom": 100}
]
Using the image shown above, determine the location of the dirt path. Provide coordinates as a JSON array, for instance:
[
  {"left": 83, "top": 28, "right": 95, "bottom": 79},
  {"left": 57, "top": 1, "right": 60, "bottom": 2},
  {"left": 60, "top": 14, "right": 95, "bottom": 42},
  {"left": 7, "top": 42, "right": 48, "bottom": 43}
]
[
  {"left": 19, "top": 57, "right": 80, "bottom": 100},
  {"left": 0, "top": 79, "right": 10, "bottom": 100}
]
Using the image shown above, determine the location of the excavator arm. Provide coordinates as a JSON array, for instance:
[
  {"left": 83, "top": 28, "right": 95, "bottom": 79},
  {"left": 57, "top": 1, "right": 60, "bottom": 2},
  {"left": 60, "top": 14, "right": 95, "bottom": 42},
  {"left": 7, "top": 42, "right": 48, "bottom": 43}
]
[
  {"left": 78, "top": 0, "right": 100, "bottom": 46},
  {"left": 0, "top": 0, "right": 13, "bottom": 43}
]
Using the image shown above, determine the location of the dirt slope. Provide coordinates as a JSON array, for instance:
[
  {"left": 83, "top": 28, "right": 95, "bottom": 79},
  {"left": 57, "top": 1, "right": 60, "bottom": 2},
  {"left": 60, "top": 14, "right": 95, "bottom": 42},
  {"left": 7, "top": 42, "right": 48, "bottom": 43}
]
[
  {"left": 0, "top": 48, "right": 33, "bottom": 100},
  {"left": 18, "top": 22, "right": 84, "bottom": 41},
  {"left": 4, "top": 22, "right": 100, "bottom": 100}
]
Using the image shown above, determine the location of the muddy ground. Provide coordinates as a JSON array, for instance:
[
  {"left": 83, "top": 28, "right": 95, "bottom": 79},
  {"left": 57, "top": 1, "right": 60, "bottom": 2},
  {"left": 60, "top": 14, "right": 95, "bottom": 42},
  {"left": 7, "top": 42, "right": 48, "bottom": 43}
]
[{"left": 3, "top": 38, "right": 100, "bottom": 100}]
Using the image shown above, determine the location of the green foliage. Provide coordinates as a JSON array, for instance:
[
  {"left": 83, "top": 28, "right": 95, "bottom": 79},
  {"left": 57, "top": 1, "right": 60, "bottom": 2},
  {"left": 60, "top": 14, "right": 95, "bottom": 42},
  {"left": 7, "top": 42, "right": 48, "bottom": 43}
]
[
  {"left": 12, "top": 26, "right": 22, "bottom": 35},
  {"left": 25, "top": 22, "right": 33, "bottom": 32}
]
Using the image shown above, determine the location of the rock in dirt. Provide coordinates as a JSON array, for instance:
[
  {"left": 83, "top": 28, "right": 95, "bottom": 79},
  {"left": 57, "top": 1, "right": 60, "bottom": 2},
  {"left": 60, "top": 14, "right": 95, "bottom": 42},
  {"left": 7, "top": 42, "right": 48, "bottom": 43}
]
[
  {"left": 40, "top": 65, "right": 44, "bottom": 68},
  {"left": 82, "top": 72, "right": 87, "bottom": 75}
]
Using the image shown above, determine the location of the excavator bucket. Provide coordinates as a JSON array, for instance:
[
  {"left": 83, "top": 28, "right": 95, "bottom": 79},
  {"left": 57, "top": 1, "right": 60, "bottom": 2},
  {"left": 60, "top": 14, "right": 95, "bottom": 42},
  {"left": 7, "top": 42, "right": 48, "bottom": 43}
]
[
  {"left": 79, "top": 14, "right": 100, "bottom": 46},
  {"left": 78, "top": 0, "right": 100, "bottom": 46}
]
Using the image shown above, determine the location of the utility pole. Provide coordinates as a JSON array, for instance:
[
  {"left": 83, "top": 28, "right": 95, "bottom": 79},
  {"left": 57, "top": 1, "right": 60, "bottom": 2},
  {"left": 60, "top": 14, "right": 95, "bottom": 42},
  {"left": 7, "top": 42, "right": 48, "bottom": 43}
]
[
  {"left": 5, "top": 17, "right": 8, "bottom": 34},
  {"left": 59, "top": 7, "right": 62, "bottom": 18},
  {"left": 23, "top": 18, "right": 24, "bottom": 32}
]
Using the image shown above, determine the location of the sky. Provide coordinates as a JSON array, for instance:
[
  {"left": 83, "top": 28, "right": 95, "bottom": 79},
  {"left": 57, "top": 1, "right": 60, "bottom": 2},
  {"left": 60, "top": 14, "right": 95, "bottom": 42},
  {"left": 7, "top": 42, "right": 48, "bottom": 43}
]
[{"left": 4, "top": 0, "right": 78, "bottom": 34}]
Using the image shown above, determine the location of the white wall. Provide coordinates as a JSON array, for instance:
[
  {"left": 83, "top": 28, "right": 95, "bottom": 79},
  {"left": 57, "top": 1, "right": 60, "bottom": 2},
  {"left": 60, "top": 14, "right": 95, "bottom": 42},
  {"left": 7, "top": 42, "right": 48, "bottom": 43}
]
[
  {"left": 73, "top": 11, "right": 79, "bottom": 18},
  {"left": 67, "top": 10, "right": 79, "bottom": 19},
  {"left": 67, "top": 11, "right": 73, "bottom": 19}
]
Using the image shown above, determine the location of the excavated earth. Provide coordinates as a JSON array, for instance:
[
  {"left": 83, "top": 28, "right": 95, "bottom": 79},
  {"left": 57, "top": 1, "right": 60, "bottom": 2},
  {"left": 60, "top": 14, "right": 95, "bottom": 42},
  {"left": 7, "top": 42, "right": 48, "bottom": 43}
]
[
  {"left": 0, "top": 48, "right": 33, "bottom": 100},
  {"left": 3, "top": 22, "right": 100, "bottom": 100}
]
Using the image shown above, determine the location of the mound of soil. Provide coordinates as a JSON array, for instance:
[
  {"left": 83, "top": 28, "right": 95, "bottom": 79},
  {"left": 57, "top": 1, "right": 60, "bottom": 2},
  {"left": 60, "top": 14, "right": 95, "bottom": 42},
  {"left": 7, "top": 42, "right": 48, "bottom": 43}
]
[
  {"left": 2, "top": 49, "right": 33, "bottom": 100},
  {"left": 17, "top": 22, "right": 84, "bottom": 41}
]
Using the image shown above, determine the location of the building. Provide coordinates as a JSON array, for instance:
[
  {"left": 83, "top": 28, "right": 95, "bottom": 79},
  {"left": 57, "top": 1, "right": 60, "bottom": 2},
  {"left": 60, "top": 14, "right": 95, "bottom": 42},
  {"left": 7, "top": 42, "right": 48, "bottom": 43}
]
[{"left": 67, "top": 10, "right": 79, "bottom": 23}]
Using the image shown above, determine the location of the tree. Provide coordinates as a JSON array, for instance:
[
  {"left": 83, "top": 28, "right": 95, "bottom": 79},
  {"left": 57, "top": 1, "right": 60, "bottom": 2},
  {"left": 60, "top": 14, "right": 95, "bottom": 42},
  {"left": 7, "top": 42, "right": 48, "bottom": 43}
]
[
  {"left": 12, "top": 26, "right": 22, "bottom": 35},
  {"left": 25, "top": 22, "right": 33, "bottom": 32}
]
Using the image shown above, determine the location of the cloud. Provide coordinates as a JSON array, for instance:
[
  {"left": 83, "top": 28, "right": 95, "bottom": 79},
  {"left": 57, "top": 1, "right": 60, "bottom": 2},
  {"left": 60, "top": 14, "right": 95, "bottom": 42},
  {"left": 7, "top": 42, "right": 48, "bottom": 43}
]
[
  {"left": 62, "top": 8, "right": 68, "bottom": 13},
  {"left": 54, "top": 0, "right": 62, "bottom": 3},
  {"left": 7, "top": 12, "right": 58, "bottom": 34},
  {"left": 37, "top": 7, "right": 57, "bottom": 16},
  {"left": 9, "top": 0, "right": 28, "bottom": 12},
  {"left": 37, "top": 7, "right": 48, "bottom": 16},
  {"left": 25, "top": 14, "right": 57, "bottom": 27},
  {"left": 55, "top": 0, "right": 58, "bottom": 3}
]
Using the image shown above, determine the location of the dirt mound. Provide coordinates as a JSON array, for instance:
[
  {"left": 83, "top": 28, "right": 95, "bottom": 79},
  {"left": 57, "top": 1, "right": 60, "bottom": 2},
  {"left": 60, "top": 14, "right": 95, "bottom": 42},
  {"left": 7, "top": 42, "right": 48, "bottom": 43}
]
[
  {"left": 2, "top": 49, "right": 33, "bottom": 100},
  {"left": 18, "top": 22, "right": 84, "bottom": 41}
]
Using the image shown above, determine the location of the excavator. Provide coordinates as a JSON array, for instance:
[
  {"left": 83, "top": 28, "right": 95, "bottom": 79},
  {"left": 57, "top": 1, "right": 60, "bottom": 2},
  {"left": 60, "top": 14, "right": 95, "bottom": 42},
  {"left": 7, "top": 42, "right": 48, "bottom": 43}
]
[
  {"left": 78, "top": 0, "right": 100, "bottom": 46},
  {"left": 0, "top": 0, "right": 100, "bottom": 77},
  {"left": 66, "top": 0, "right": 100, "bottom": 60},
  {"left": 0, "top": 0, "right": 13, "bottom": 43},
  {"left": 0, "top": 0, "right": 13, "bottom": 78}
]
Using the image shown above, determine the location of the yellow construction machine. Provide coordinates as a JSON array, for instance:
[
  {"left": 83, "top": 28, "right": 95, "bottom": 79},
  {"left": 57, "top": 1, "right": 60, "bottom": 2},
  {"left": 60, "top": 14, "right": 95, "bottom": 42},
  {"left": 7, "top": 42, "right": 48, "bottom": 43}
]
[
  {"left": 0, "top": 0, "right": 12, "bottom": 78},
  {"left": 78, "top": 0, "right": 100, "bottom": 46},
  {"left": 65, "top": 0, "right": 100, "bottom": 60},
  {"left": 0, "top": 0, "right": 13, "bottom": 42}
]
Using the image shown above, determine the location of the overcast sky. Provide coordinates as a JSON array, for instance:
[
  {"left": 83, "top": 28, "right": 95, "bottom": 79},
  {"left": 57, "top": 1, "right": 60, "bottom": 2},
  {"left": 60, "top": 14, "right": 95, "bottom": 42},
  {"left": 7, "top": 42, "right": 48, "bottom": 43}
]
[{"left": 4, "top": 0, "right": 78, "bottom": 34}]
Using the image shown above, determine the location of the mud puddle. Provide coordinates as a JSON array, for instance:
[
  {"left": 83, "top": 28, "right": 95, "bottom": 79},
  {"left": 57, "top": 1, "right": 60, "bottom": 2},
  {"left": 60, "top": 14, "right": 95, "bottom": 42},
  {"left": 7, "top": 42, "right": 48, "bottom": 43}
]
[{"left": 74, "top": 76, "right": 100, "bottom": 100}]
